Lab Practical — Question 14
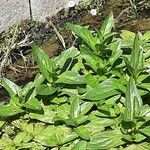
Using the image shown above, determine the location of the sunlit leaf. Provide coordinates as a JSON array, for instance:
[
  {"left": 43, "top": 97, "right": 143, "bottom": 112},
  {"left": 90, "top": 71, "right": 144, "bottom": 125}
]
[{"left": 67, "top": 23, "right": 97, "bottom": 51}]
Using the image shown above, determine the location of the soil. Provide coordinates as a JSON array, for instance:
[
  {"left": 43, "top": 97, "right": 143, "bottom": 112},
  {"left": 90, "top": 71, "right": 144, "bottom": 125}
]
[{"left": 0, "top": 0, "right": 150, "bottom": 101}]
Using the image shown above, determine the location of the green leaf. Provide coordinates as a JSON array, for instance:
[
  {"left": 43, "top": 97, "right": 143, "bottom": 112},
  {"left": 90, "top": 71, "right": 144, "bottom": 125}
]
[
  {"left": 75, "top": 126, "right": 90, "bottom": 140},
  {"left": 0, "top": 104, "right": 24, "bottom": 117},
  {"left": 139, "top": 127, "right": 150, "bottom": 137},
  {"left": 1, "top": 77, "right": 20, "bottom": 97},
  {"left": 138, "top": 105, "right": 150, "bottom": 117},
  {"left": 13, "top": 132, "right": 28, "bottom": 144},
  {"left": 143, "top": 31, "right": 150, "bottom": 41},
  {"left": 29, "top": 105, "right": 56, "bottom": 123},
  {"left": 80, "top": 102, "right": 94, "bottom": 116},
  {"left": 51, "top": 96, "right": 68, "bottom": 105},
  {"left": 84, "top": 73, "right": 99, "bottom": 87},
  {"left": 67, "top": 23, "right": 97, "bottom": 51},
  {"left": 87, "top": 130, "right": 125, "bottom": 149},
  {"left": 123, "top": 143, "right": 150, "bottom": 150},
  {"left": 70, "top": 98, "right": 80, "bottom": 122},
  {"left": 20, "top": 82, "right": 34, "bottom": 97},
  {"left": 80, "top": 45, "right": 104, "bottom": 72},
  {"left": 23, "top": 98, "right": 42, "bottom": 110},
  {"left": 138, "top": 83, "right": 150, "bottom": 91},
  {"left": 82, "top": 79, "right": 120, "bottom": 101},
  {"left": 109, "top": 41, "right": 122, "bottom": 66},
  {"left": 36, "top": 84, "right": 57, "bottom": 95},
  {"left": 130, "top": 33, "right": 144, "bottom": 75},
  {"left": 73, "top": 141, "right": 87, "bottom": 150},
  {"left": 100, "top": 11, "right": 114, "bottom": 36},
  {"left": 85, "top": 116, "right": 115, "bottom": 134},
  {"left": 34, "top": 126, "right": 77, "bottom": 147},
  {"left": 55, "top": 47, "right": 79, "bottom": 69},
  {"left": 124, "top": 77, "right": 143, "bottom": 121},
  {"left": 120, "top": 30, "right": 135, "bottom": 40},
  {"left": 56, "top": 71, "right": 85, "bottom": 84},
  {"left": 34, "top": 73, "right": 45, "bottom": 88},
  {"left": 32, "top": 44, "right": 56, "bottom": 83},
  {"left": 123, "top": 56, "right": 135, "bottom": 75},
  {"left": 55, "top": 103, "right": 70, "bottom": 120}
]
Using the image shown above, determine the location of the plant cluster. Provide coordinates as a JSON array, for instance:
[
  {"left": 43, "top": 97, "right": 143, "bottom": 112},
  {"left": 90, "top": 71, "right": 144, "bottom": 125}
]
[{"left": 0, "top": 12, "right": 150, "bottom": 150}]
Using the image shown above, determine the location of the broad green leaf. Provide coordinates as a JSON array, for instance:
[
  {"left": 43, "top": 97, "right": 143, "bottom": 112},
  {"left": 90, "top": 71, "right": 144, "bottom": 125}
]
[
  {"left": 80, "top": 102, "right": 94, "bottom": 115},
  {"left": 0, "top": 104, "right": 24, "bottom": 117},
  {"left": 109, "top": 41, "right": 122, "bottom": 66},
  {"left": 32, "top": 44, "right": 56, "bottom": 83},
  {"left": 55, "top": 103, "right": 70, "bottom": 120},
  {"left": 0, "top": 134, "right": 14, "bottom": 149},
  {"left": 29, "top": 105, "right": 56, "bottom": 124},
  {"left": 138, "top": 105, "right": 150, "bottom": 117},
  {"left": 84, "top": 73, "right": 99, "bottom": 87},
  {"left": 120, "top": 30, "right": 135, "bottom": 40},
  {"left": 96, "top": 104, "right": 116, "bottom": 117},
  {"left": 34, "top": 126, "right": 77, "bottom": 147},
  {"left": 100, "top": 11, "right": 114, "bottom": 36},
  {"left": 80, "top": 45, "right": 104, "bottom": 72},
  {"left": 70, "top": 98, "right": 80, "bottom": 122},
  {"left": 82, "top": 79, "right": 120, "bottom": 101},
  {"left": 20, "top": 82, "right": 34, "bottom": 97},
  {"left": 138, "top": 83, "right": 150, "bottom": 91},
  {"left": 139, "top": 127, "right": 150, "bottom": 137},
  {"left": 85, "top": 116, "right": 115, "bottom": 134},
  {"left": 134, "top": 133, "right": 146, "bottom": 142},
  {"left": 87, "top": 130, "right": 125, "bottom": 149},
  {"left": 56, "top": 71, "right": 85, "bottom": 84},
  {"left": 75, "top": 126, "right": 90, "bottom": 140},
  {"left": 123, "top": 143, "right": 150, "bottom": 150},
  {"left": 51, "top": 96, "right": 68, "bottom": 104},
  {"left": 1, "top": 77, "right": 20, "bottom": 97},
  {"left": 67, "top": 23, "right": 97, "bottom": 51},
  {"left": 0, "top": 120, "right": 5, "bottom": 128},
  {"left": 55, "top": 47, "right": 79, "bottom": 69},
  {"left": 123, "top": 56, "right": 135, "bottom": 76},
  {"left": 105, "top": 95, "right": 121, "bottom": 107},
  {"left": 36, "top": 84, "right": 57, "bottom": 95},
  {"left": 76, "top": 115, "right": 89, "bottom": 125},
  {"left": 13, "top": 132, "right": 28, "bottom": 144},
  {"left": 142, "top": 31, "right": 150, "bottom": 41},
  {"left": 130, "top": 33, "right": 144, "bottom": 75},
  {"left": 62, "top": 88, "right": 79, "bottom": 97},
  {"left": 34, "top": 73, "right": 45, "bottom": 88},
  {"left": 124, "top": 77, "right": 143, "bottom": 121},
  {"left": 23, "top": 98, "right": 42, "bottom": 110},
  {"left": 73, "top": 141, "right": 87, "bottom": 150}
]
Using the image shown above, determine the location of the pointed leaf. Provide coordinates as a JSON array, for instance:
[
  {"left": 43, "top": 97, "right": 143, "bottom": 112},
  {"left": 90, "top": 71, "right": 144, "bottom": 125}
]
[
  {"left": 139, "top": 127, "right": 150, "bottom": 137},
  {"left": 36, "top": 84, "right": 57, "bottom": 95},
  {"left": 56, "top": 71, "right": 85, "bottom": 84},
  {"left": 70, "top": 98, "right": 80, "bottom": 121},
  {"left": 32, "top": 44, "right": 55, "bottom": 82},
  {"left": 100, "top": 11, "right": 114, "bottom": 36},
  {"left": 23, "top": 98, "right": 42, "bottom": 110},
  {"left": 1, "top": 77, "right": 20, "bottom": 97},
  {"left": 0, "top": 104, "right": 24, "bottom": 117},
  {"left": 73, "top": 141, "right": 87, "bottom": 150},
  {"left": 87, "top": 130, "right": 125, "bottom": 149},
  {"left": 75, "top": 126, "right": 90, "bottom": 140},
  {"left": 82, "top": 79, "right": 120, "bottom": 101},
  {"left": 124, "top": 77, "right": 143, "bottom": 121},
  {"left": 67, "top": 23, "right": 97, "bottom": 51}
]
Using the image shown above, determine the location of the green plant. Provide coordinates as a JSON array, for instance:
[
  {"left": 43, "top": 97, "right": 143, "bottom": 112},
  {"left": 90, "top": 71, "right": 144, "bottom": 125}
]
[{"left": 0, "top": 12, "right": 150, "bottom": 150}]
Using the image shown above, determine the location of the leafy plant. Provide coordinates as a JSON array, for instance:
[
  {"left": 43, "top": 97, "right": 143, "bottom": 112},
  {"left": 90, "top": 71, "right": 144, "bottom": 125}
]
[{"left": 0, "top": 12, "right": 150, "bottom": 150}]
